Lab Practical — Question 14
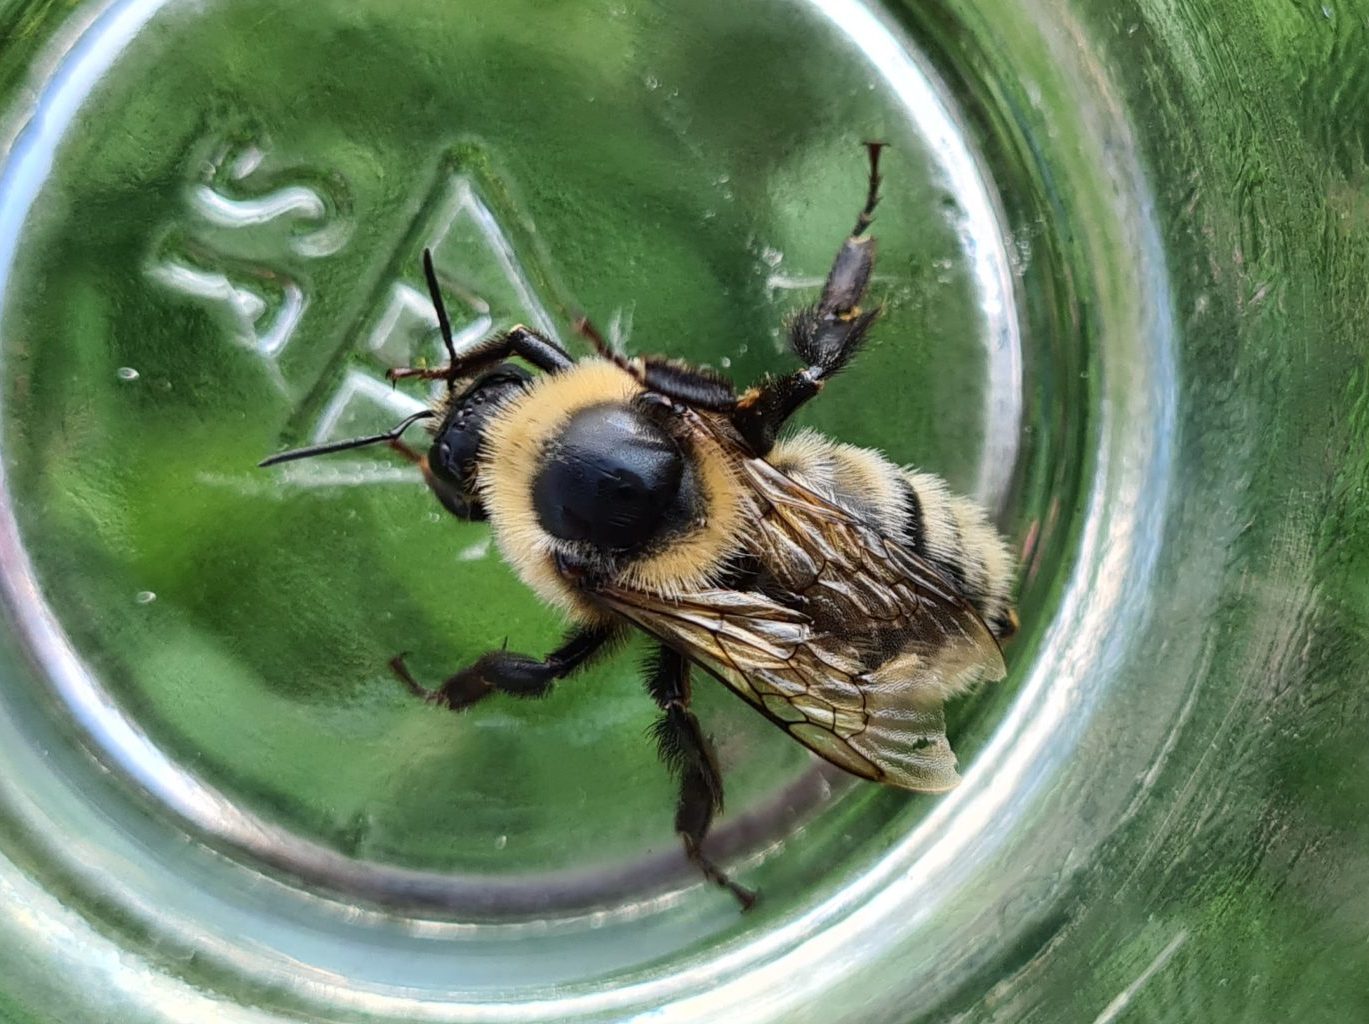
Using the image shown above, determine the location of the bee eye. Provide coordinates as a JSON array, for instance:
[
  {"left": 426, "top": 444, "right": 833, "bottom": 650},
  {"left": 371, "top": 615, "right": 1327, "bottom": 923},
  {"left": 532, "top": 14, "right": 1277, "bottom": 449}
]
[
  {"left": 427, "top": 376, "right": 519, "bottom": 491},
  {"left": 533, "top": 405, "right": 683, "bottom": 552}
]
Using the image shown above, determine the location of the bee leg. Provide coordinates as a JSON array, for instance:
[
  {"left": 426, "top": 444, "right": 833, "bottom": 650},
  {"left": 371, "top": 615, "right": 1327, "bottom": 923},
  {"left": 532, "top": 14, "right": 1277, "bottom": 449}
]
[
  {"left": 636, "top": 359, "right": 738, "bottom": 411},
  {"left": 390, "top": 625, "right": 617, "bottom": 710},
  {"left": 571, "top": 315, "right": 740, "bottom": 413},
  {"left": 646, "top": 645, "right": 758, "bottom": 911},
  {"left": 387, "top": 323, "right": 572, "bottom": 384},
  {"left": 388, "top": 250, "right": 573, "bottom": 386},
  {"left": 731, "top": 142, "right": 886, "bottom": 455}
]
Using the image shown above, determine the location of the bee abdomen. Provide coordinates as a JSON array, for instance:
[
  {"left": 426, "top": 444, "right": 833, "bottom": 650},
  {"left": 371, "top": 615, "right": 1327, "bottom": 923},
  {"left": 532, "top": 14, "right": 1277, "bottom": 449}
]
[
  {"left": 768, "top": 429, "right": 906, "bottom": 527},
  {"left": 767, "top": 430, "right": 1016, "bottom": 640},
  {"left": 897, "top": 470, "right": 1016, "bottom": 639}
]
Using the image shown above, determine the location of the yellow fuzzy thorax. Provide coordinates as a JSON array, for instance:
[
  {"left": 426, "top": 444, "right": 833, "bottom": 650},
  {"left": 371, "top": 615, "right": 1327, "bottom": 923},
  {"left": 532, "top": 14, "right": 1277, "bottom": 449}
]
[{"left": 478, "top": 360, "right": 749, "bottom": 621}]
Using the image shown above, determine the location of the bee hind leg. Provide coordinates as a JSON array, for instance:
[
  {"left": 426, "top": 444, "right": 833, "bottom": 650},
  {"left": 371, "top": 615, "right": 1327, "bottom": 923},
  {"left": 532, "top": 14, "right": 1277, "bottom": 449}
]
[
  {"left": 731, "top": 142, "right": 886, "bottom": 456},
  {"left": 646, "top": 645, "right": 757, "bottom": 911},
  {"left": 389, "top": 625, "right": 617, "bottom": 710}
]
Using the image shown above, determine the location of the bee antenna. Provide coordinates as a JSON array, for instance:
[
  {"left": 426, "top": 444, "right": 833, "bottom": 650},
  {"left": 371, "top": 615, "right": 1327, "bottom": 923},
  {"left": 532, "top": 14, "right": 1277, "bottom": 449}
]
[
  {"left": 422, "top": 248, "right": 459, "bottom": 391},
  {"left": 258, "top": 409, "right": 436, "bottom": 468}
]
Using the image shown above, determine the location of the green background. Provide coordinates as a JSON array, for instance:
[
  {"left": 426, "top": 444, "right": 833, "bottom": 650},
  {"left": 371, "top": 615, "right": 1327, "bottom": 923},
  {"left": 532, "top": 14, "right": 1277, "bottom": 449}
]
[{"left": 0, "top": 0, "right": 1365, "bottom": 1020}]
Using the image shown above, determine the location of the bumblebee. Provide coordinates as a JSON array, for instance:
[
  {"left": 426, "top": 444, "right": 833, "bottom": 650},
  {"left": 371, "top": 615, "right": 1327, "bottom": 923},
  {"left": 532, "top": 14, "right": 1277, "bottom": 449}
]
[{"left": 262, "top": 145, "right": 1017, "bottom": 909}]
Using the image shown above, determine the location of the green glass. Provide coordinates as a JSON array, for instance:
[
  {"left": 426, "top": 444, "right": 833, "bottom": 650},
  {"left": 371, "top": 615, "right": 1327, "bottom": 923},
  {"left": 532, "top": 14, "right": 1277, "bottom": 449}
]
[{"left": 0, "top": 0, "right": 1365, "bottom": 1021}]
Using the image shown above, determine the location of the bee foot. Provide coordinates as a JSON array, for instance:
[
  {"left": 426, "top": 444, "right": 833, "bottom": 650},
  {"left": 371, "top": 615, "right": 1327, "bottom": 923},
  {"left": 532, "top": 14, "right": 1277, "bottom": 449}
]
[{"left": 684, "top": 837, "right": 757, "bottom": 911}]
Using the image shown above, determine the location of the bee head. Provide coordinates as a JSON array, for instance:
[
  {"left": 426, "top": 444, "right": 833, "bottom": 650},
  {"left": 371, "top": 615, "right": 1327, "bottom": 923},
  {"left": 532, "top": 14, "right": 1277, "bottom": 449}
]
[
  {"left": 425, "top": 363, "right": 533, "bottom": 519},
  {"left": 531, "top": 401, "right": 698, "bottom": 554}
]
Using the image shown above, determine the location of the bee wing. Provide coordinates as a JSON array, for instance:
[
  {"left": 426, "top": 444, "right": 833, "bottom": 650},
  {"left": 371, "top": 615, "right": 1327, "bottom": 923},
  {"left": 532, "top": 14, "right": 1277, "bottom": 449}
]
[{"left": 590, "top": 436, "right": 1006, "bottom": 792}]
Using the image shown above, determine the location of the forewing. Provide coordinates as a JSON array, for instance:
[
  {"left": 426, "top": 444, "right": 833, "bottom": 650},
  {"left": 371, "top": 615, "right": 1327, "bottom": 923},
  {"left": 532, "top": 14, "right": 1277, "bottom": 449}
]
[
  {"left": 590, "top": 581, "right": 899, "bottom": 782},
  {"left": 738, "top": 455, "right": 1005, "bottom": 681},
  {"left": 589, "top": 440, "right": 1006, "bottom": 792}
]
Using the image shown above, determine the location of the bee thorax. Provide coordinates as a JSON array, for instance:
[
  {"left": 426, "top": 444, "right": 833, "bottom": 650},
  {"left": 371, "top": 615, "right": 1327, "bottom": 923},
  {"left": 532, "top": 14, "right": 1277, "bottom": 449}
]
[{"left": 532, "top": 403, "right": 695, "bottom": 553}]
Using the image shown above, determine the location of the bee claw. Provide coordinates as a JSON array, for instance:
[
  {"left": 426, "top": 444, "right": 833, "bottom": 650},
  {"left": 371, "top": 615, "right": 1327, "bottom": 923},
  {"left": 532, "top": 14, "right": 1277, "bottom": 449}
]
[{"left": 734, "top": 884, "right": 759, "bottom": 912}]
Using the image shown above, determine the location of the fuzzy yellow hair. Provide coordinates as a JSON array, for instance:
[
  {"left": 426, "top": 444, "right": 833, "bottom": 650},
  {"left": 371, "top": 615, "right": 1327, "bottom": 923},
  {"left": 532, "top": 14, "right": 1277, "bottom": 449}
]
[{"left": 479, "top": 360, "right": 749, "bottom": 621}]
